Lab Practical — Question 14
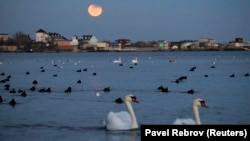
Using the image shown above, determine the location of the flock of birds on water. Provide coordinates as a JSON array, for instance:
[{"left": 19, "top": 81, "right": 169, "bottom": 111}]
[
  {"left": 0, "top": 55, "right": 249, "bottom": 106},
  {"left": 0, "top": 56, "right": 140, "bottom": 107},
  {"left": 0, "top": 55, "right": 249, "bottom": 129}
]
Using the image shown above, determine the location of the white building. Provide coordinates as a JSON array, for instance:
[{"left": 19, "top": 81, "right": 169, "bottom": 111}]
[
  {"left": 35, "top": 29, "right": 67, "bottom": 43},
  {"left": 70, "top": 35, "right": 79, "bottom": 46},
  {"left": 36, "top": 29, "right": 50, "bottom": 42}
]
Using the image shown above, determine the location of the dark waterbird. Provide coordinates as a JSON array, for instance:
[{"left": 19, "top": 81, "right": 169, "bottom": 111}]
[
  {"left": 0, "top": 79, "right": 6, "bottom": 83},
  {"left": 39, "top": 88, "right": 46, "bottom": 92},
  {"left": 32, "top": 80, "right": 38, "bottom": 85},
  {"left": 39, "top": 87, "right": 51, "bottom": 93},
  {"left": 187, "top": 89, "right": 195, "bottom": 94},
  {"left": 161, "top": 87, "right": 169, "bottom": 93},
  {"left": 7, "top": 75, "right": 11, "bottom": 79},
  {"left": 115, "top": 97, "right": 123, "bottom": 104},
  {"left": 0, "top": 77, "right": 10, "bottom": 83},
  {"left": 244, "top": 73, "right": 249, "bottom": 77},
  {"left": 18, "top": 89, "right": 24, "bottom": 93},
  {"left": 157, "top": 85, "right": 169, "bottom": 93},
  {"left": 178, "top": 76, "right": 187, "bottom": 80},
  {"left": 30, "top": 86, "right": 36, "bottom": 91},
  {"left": 174, "top": 76, "right": 187, "bottom": 83},
  {"left": 21, "top": 91, "right": 27, "bottom": 97},
  {"left": 46, "top": 87, "right": 51, "bottom": 92},
  {"left": 65, "top": 87, "right": 72, "bottom": 93},
  {"left": 9, "top": 98, "right": 16, "bottom": 107},
  {"left": 189, "top": 66, "right": 196, "bottom": 71},
  {"left": 4, "top": 84, "right": 10, "bottom": 89},
  {"left": 9, "top": 88, "right": 16, "bottom": 93},
  {"left": 157, "top": 85, "right": 164, "bottom": 90},
  {"left": 5, "top": 77, "right": 10, "bottom": 82},
  {"left": 5, "top": 86, "right": 10, "bottom": 90},
  {"left": 103, "top": 87, "right": 110, "bottom": 92}
]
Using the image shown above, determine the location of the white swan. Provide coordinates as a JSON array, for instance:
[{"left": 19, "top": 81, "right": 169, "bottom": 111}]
[
  {"left": 104, "top": 94, "right": 139, "bottom": 130},
  {"left": 95, "top": 92, "right": 100, "bottom": 96},
  {"left": 113, "top": 57, "right": 123, "bottom": 64},
  {"left": 131, "top": 57, "right": 138, "bottom": 64},
  {"left": 173, "top": 98, "right": 208, "bottom": 125}
]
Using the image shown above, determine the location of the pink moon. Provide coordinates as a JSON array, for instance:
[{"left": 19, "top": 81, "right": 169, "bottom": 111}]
[{"left": 88, "top": 4, "right": 102, "bottom": 17}]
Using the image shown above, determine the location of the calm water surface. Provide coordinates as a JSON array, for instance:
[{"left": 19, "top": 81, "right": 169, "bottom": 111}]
[{"left": 0, "top": 51, "right": 250, "bottom": 141}]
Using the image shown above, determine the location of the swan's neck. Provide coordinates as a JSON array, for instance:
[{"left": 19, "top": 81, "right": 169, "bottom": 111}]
[
  {"left": 193, "top": 105, "right": 201, "bottom": 125},
  {"left": 125, "top": 101, "right": 138, "bottom": 129}
]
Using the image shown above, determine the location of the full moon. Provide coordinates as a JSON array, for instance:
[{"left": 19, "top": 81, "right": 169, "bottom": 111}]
[{"left": 88, "top": 4, "right": 102, "bottom": 17}]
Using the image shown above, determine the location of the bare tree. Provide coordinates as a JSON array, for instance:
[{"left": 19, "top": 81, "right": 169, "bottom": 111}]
[{"left": 12, "top": 31, "right": 32, "bottom": 48}]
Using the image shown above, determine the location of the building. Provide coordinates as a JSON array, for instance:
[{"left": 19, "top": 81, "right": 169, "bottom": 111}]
[
  {"left": 235, "top": 37, "right": 243, "bottom": 43},
  {"left": 35, "top": 29, "right": 67, "bottom": 43},
  {"left": 36, "top": 29, "right": 50, "bottom": 42},
  {"left": 0, "top": 34, "right": 8, "bottom": 41},
  {"left": 180, "top": 42, "right": 195, "bottom": 49},
  {"left": 78, "top": 35, "right": 123, "bottom": 51},
  {"left": 115, "top": 39, "right": 131, "bottom": 46},
  {"left": 48, "top": 32, "right": 67, "bottom": 41},
  {"left": 229, "top": 37, "right": 250, "bottom": 48},
  {"left": 70, "top": 35, "right": 79, "bottom": 46},
  {"left": 56, "top": 40, "right": 70, "bottom": 47},
  {"left": 34, "top": 29, "right": 81, "bottom": 52},
  {"left": 89, "top": 42, "right": 109, "bottom": 51},
  {"left": 108, "top": 42, "right": 122, "bottom": 51},
  {"left": 0, "top": 45, "right": 17, "bottom": 52},
  {"left": 157, "top": 40, "right": 169, "bottom": 50},
  {"left": 197, "top": 38, "right": 217, "bottom": 48},
  {"left": 79, "top": 35, "right": 98, "bottom": 50},
  {"left": 81, "top": 35, "right": 98, "bottom": 43}
]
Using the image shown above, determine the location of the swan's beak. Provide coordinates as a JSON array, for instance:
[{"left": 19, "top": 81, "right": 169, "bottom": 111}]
[
  {"left": 133, "top": 99, "right": 139, "bottom": 103},
  {"left": 131, "top": 96, "right": 139, "bottom": 103},
  {"left": 200, "top": 101, "right": 208, "bottom": 108}
]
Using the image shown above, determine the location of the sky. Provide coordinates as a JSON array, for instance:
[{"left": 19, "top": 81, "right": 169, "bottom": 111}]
[{"left": 0, "top": 0, "right": 250, "bottom": 43}]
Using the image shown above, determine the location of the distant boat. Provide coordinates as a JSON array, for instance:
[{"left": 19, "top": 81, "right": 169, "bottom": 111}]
[
  {"left": 131, "top": 57, "right": 138, "bottom": 64},
  {"left": 113, "top": 57, "right": 123, "bottom": 64}
]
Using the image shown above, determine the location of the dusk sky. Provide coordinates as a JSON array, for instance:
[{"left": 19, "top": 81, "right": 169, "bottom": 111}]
[{"left": 0, "top": 0, "right": 249, "bottom": 43}]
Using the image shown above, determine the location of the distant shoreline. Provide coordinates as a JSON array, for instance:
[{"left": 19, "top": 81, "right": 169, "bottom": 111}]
[{"left": 0, "top": 46, "right": 248, "bottom": 53}]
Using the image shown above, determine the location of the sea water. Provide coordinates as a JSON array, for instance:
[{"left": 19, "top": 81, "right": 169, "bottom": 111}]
[{"left": 0, "top": 51, "right": 249, "bottom": 141}]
